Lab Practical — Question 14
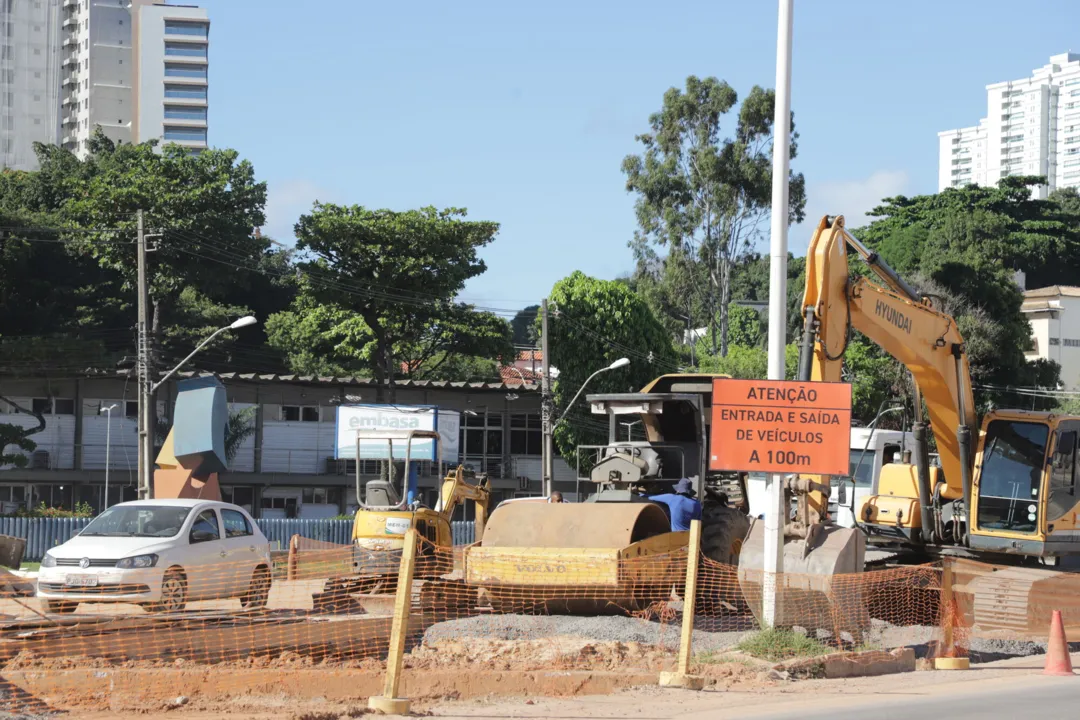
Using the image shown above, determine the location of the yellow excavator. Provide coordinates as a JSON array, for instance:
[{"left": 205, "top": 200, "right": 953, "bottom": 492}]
[
  {"left": 313, "top": 429, "right": 490, "bottom": 611},
  {"left": 768, "top": 215, "right": 1080, "bottom": 633}
]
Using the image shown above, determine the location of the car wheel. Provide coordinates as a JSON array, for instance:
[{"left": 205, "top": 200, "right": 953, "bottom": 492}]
[
  {"left": 149, "top": 568, "right": 187, "bottom": 613},
  {"left": 46, "top": 600, "right": 77, "bottom": 614},
  {"left": 241, "top": 566, "right": 271, "bottom": 610}
]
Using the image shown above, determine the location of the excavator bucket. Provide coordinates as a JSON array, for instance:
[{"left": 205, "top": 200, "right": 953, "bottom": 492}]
[
  {"left": 466, "top": 502, "right": 687, "bottom": 614},
  {"left": 737, "top": 521, "right": 868, "bottom": 640}
]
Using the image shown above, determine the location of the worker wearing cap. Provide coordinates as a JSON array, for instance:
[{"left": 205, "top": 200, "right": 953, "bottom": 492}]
[{"left": 648, "top": 478, "right": 702, "bottom": 532}]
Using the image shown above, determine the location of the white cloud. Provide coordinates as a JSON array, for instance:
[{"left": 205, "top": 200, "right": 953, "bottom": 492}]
[
  {"left": 262, "top": 179, "right": 337, "bottom": 244},
  {"left": 792, "top": 170, "right": 910, "bottom": 255}
]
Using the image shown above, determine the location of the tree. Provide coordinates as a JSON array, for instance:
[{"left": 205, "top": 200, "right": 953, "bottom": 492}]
[
  {"left": 543, "top": 271, "right": 678, "bottom": 461},
  {"left": 225, "top": 407, "right": 258, "bottom": 464},
  {"left": 623, "top": 76, "right": 806, "bottom": 358},
  {"left": 0, "top": 396, "right": 46, "bottom": 468},
  {"left": 510, "top": 305, "right": 540, "bottom": 346},
  {"left": 268, "top": 204, "right": 512, "bottom": 398},
  {"left": 59, "top": 133, "right": 268, "bottom": 349},
  {"left": 856, "top": 176, "right": 1073, "bottom": 412}
]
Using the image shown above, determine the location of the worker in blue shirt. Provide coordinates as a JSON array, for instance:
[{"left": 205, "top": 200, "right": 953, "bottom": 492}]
[{"left": 648, "top": 478, "right": 702, "bottom": 532}]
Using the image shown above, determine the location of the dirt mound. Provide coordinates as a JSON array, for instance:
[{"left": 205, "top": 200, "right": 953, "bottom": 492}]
[{"left": 406, "top": 637, "right": 675, "bottom": 672}]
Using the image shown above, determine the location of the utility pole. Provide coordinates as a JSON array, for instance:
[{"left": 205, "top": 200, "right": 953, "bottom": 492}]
[
  {"left": 136, "top": 209, "right": 153, "bottom": 500},
  {"left": 763, "top": 0, "right": 795, "bottom": 628},
  {"left": 541, "top": 298, "right": 553, "bottom": 497}
]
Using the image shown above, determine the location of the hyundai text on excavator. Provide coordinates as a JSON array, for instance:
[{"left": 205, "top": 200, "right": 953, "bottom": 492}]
[{"left": 313, "top": 429, "right": 490, "bottom": 611}]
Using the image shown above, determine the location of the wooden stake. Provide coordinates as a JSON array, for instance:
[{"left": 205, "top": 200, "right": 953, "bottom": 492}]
[
  {"left": 659, "top": 519, "right": 705, "bottom": 690},
  {"left": 369, "top": 527, "right": 419, "bottom": 713}
]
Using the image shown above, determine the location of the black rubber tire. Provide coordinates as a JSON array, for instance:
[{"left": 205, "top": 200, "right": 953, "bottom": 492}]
[
  {"left": 697, "top": 504, "right": 752, "bottom": 615},
  {"left": 701, "top": 503, "right": 751, "bottom": 565},
  {"left": 241, "top": 566, "right": 271, "bottom": 610},
  {"left": 46, "top": 600, "right": 77, "bottom": 614}
]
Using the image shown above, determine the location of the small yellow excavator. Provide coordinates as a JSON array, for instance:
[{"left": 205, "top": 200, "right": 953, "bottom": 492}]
[
  {"left": 760, "top": 214, "right": 1080, "bottom": 633},
  {"left": 313, "top": 429, "right": 490, "bottom": 611}
]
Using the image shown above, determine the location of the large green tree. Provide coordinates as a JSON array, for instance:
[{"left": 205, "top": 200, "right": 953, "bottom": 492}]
[
  {"left": 58, "top": 132, "right": 270, "bottom": 359},
  {"left": 543, "top": 271, "right": 678, "bottom": 462},
  {"left": 623, "top": 76, "right": 806, "bottom": 358},
  {"left": 266, "top": 204, "right": 513, "bottom": 397},
  {"left": 852, "top": 176, "right": 1073, "bottom": 413}
]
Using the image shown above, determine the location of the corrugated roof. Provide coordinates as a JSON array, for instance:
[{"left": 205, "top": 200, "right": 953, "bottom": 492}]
[
  {"left": 1023, "top": 285, "right": 1080, "bottom": 299},
  {"left": 77, "top": 369, "right": 539, "bottom": 391}
]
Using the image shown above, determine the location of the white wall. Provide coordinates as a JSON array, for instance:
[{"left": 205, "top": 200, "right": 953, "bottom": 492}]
[
  {"left": 0, "top": 402, "right": 76, "bottom": 470},
  {"left": 261, "top": 418, "right": 337, "bottom": 474}
]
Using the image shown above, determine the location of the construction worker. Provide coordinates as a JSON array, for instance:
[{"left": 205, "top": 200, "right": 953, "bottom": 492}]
[{"left": 648, "top": 478, "right": 702, "bottom": 532}]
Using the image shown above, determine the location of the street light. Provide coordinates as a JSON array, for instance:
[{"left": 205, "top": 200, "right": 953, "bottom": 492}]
[
  {"left": 139, "top": 316, "right": 258, "bottom": 499},
  {"left": 101, "top": 404, "right": 118, "bottom": 510},
  {"left": 151, "top": 316, "right": 257, "bottom": 393},
  {"left": 555, "top": 358, "right": 631, "bottom": 426}
]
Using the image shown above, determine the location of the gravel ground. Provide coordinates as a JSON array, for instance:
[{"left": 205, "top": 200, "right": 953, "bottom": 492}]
[
  {"left": 424, "top": 613, "right": 1080, "bottom": 664},
  {"left": 422, "top": 613, "right": 756, "bottom": 652}
]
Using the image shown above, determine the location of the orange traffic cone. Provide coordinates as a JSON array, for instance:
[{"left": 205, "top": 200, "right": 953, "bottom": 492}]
[{"left": 1044, "top": 610, "right": 1074, "bottom": 677}]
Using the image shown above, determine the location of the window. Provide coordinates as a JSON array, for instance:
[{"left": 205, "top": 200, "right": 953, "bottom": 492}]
[
  {"left": 164, "top": 84, "right": 207, "bottom": 100},
  {"left": 221, "top": 509, "right": 252, "bottom": 538},
  {"left": 260, "top": 496, "right": 298, "bottom": 518},
  {"left": 189, "top": 509, "right": 220, "bottom": 542},
  {"left": 164, "top": 64, "right": 207, "bottom": 79},
  {"left": 165, "top": 42, "right": 207, "bottom": 59},
  {"left": 220, "top": 486, "right": 254, "bottom": 510},
  {"left": 281, "top": 405, "right": 319, "bottom": 422},
  {"left": 1066, "top": 78, "right": 1080, "bottom": 86},
  {"left": 976, "top": 420, "right": 1049, "bottom": 534},
  {"left": 510, "top": 414, "right": 542, "bottom": 455},
  {"left": 1051, "top": 431, "right": 1076, "bottom": 488},
  {"left": 31, "top": 398, "right": 73, "bottom": 415},
  {"left": 165, "top": 21, "right": 209, "bottom": 37},
  {"left": 163, "top": 126, "right": 207, "bottom": 142},
  {"left": 125, "top": 401, "right": 138, "bottom": 419},
  {"left": 301, "top": 487, "right": 342, "bottom": 505},
  {"left": 164, "top": 105, "right": 207, "bottom": 121}
]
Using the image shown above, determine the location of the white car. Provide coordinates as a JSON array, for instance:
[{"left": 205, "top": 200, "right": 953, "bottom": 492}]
[{"left": 37, "top": 499, "right": 272, "bottom": 615}]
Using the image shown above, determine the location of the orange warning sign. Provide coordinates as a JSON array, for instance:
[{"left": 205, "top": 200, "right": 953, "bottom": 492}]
[{"left": 709, "top": 378, "right": 852, "bottom": 475}]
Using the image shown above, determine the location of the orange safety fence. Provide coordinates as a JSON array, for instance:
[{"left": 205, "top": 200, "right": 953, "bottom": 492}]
[{"left": 1, "top": 536, "right": 1077, "bottom": 714}]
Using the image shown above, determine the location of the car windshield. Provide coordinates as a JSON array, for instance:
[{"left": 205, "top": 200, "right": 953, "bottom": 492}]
[{"left": 80, "top": 505, "right": 193, "bottom": 538}]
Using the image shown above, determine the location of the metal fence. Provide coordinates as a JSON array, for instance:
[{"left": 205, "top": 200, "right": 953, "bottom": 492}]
[{"left": 1, "top": 517, "right": 480, "bottom": 562}]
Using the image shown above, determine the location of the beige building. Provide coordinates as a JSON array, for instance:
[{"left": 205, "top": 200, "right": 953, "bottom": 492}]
[{"left": 1022, "top": 286, "right": 1080, "bottom": 388}]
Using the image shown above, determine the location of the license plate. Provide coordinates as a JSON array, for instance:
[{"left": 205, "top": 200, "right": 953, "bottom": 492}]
[{"left": 65, "top": 575, "right": 98, "bottom": 587}]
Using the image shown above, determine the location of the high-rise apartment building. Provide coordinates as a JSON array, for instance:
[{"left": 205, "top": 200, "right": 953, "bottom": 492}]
[
  {"left": 0, "top": 0, "right": 208, "bottom": 171},
  {"left": 0, "top": 0, "right": 64, "bottom": 171},
  {"left": 939, "top": 53, "right": 1080, "bottom": 199}
]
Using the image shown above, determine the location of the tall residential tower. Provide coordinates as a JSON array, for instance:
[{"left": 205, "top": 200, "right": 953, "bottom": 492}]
[
  {"left": 0, "top": 0, "right": 208, "bottom": 171},
  {"left": 939, "top": 53, "right": 1080, "bottom": 198}
]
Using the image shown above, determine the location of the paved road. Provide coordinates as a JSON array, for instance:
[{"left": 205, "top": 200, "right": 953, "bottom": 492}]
[{"left": 745, "top": 675, "right": 1078, "bottom": 720}]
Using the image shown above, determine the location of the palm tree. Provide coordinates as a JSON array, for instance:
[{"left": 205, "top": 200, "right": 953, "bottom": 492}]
[{"left": 224, "top": 407, "right": 258, "bottom": 464}]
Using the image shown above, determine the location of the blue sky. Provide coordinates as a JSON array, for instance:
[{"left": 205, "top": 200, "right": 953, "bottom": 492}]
[{"left": 201, "top": 0, "right": 1080, "bottom": 312}]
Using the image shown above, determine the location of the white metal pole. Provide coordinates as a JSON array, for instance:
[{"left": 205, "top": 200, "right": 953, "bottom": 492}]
[
  {"left": 104, "top": 407, "right": 112, "bottom": 510},
  {"left": 763, "top": 0, "right": 794, "bottom": 629}
]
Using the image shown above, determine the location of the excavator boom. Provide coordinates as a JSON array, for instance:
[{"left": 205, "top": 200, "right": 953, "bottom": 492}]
[{"left": 801, "top": 215, "right": 976, "bottom": 505}]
